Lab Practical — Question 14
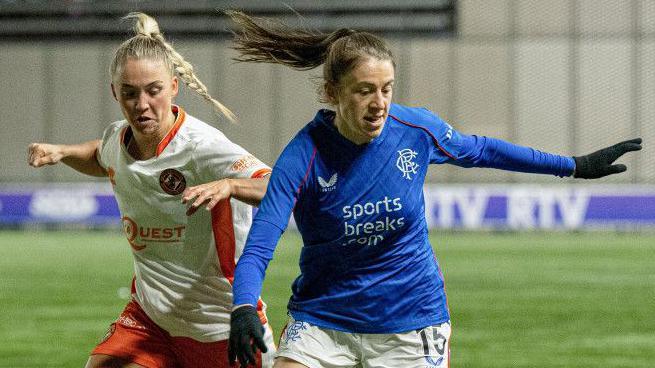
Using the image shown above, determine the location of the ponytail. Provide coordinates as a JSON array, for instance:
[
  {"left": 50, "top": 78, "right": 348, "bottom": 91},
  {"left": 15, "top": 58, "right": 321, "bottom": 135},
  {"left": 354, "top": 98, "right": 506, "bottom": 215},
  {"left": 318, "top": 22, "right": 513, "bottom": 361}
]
[
  {"left": 226, "top": 10, "right": 355, "bottom": 71},
  {"left": 226, "top": 10, "right": 394, "bottom": 96}
]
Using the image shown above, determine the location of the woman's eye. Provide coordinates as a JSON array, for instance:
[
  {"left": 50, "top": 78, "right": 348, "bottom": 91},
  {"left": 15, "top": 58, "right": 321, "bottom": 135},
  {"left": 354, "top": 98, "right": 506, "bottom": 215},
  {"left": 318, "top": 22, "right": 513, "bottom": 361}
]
[{"left": 121, "top": 90, "right": 136, "bottom": 98}]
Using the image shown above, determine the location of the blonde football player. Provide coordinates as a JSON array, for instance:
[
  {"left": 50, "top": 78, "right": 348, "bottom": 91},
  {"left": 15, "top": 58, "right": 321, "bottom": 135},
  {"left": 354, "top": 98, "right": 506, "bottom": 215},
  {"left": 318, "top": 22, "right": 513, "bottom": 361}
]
[{"left": 28, "top": 13, "right": 275, "bottom": 368}]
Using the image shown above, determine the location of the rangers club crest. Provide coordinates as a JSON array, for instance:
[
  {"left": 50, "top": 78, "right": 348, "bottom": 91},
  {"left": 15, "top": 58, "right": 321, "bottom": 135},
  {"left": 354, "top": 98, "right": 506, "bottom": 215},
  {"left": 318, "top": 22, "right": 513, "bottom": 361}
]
[
  {"left": 396, "top": 148, "right": 419, "bottom": 180},
  {"left": 159, "top": 168, "right": 186, "bottom": 195}
]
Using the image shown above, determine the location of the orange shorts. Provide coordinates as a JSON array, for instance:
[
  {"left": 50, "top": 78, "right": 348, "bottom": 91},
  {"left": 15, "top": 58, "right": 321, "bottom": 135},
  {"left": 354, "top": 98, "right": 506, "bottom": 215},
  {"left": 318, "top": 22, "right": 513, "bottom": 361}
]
[{"left": 92, "top": 300, "right": 262, "bottom": 368}]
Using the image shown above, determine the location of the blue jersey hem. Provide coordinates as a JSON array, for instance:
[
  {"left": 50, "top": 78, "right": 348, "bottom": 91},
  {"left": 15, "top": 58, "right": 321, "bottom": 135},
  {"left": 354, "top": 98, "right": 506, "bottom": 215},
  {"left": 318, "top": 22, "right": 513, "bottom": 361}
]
[{"left": 288, "top": 310, "right": 451, "bottom": 334}]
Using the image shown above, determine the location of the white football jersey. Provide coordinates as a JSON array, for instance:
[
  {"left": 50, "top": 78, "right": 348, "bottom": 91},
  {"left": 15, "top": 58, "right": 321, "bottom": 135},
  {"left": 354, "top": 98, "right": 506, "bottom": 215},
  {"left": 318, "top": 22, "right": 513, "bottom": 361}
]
[{"left": 98, "top": 106, "right": 271, "bottom": 342}]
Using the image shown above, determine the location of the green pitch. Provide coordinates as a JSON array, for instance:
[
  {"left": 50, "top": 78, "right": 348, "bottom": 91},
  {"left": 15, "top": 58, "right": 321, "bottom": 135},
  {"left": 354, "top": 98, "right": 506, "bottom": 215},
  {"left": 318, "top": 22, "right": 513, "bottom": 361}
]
[{"left": 0, "top": 230, "right": 653, "bottom": 367}]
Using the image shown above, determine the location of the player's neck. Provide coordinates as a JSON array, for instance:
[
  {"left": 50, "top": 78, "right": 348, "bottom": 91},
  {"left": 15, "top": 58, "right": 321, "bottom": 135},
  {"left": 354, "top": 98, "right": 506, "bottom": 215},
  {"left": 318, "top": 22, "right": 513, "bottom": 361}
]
[
  {"left": 129, "top": 112, "right": 176, "bottom": 160},
  {"left": 127, "top": 135, "right": 156, "bottom": 160},
  {"left": 334, "top": 116, "right": 373, "bottom": 145}
]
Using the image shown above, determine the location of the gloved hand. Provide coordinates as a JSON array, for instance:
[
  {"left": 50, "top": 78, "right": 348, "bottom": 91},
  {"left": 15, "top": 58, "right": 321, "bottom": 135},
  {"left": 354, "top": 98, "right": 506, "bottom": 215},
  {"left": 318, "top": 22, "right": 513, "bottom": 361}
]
[
  {"left": 228, "top": 305, "right": 267, "bottom": 367},
  {"left": 573, "top": 138, "right": 642, "bottom": 179}
]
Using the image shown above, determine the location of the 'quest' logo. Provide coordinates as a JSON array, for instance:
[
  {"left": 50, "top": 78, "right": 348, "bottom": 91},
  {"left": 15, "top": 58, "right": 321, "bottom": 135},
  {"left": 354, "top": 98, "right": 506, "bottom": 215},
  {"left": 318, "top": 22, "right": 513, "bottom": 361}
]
[{"left": 121, "top": 216, "right": 186, "bottom": 251}]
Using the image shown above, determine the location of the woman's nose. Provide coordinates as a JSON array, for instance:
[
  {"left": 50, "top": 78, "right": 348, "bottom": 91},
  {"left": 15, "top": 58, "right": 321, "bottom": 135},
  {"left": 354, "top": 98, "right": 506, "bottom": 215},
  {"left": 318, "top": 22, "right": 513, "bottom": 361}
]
[
  {"left": 371, "top": 91, "right": 385, "bottom": 109},
  {"left": 135, "top": 92, "right": 149, "bottom": 111}
]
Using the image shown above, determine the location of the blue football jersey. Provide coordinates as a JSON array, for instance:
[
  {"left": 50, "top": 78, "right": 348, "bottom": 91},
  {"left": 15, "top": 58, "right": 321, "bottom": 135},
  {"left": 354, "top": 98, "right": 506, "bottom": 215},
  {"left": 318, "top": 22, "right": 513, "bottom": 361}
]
[{"left": 233, "top": 104, "right": 575, "bottom": 333}]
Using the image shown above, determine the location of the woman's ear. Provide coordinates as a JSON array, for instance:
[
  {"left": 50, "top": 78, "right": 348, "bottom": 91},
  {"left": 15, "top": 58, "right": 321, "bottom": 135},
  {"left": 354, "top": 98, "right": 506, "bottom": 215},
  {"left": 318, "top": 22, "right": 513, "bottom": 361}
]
[
  {"left": 171, "top": 76, "right": 179, "bottom": 97},
  {"left": 324, "top": 82, "right": 338, "bottom": 106},
  {"left": 110, "top": 83, "right": 118, "bottom": 101}
]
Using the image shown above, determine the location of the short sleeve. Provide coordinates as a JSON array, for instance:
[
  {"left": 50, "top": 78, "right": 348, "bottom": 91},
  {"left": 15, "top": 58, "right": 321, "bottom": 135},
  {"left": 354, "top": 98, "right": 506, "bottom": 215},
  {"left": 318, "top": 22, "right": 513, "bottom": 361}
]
[
  {"left": 97, "top": 121, "right": 124, "bottom": 170},
  {"left": 193, "top": 130, "right": 270, "bottom": 181}
]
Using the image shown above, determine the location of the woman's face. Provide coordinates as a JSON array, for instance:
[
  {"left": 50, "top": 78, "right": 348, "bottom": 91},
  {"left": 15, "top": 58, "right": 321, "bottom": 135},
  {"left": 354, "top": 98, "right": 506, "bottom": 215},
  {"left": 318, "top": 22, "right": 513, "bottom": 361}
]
[
  {"left": 329, "top": 57, "right": 395, "bottom": 145},
  {"left": 111, "top": 58, "right": 178, "bottom": 138}
]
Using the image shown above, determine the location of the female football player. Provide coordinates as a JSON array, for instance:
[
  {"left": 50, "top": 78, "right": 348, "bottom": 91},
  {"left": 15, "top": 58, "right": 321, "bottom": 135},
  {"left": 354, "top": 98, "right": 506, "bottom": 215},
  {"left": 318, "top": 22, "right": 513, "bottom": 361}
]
[
  {"left": 28, "top": 12, "right": 276, "bottom": 368},
  {"left": 224, "top": 10, "right": 642, "bottom": 368}
]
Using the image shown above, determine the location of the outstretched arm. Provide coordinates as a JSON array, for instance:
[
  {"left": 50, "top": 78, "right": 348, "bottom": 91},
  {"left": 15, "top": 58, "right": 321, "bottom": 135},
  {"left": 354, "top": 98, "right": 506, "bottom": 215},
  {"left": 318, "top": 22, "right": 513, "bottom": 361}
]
[
  {"left": 449, "top": 135, "right": 576, "bottom": 177},
  {"left": 27, "top": 140, "right": 106, "bottom": 177},
  {"left": 449, "top": 135, "right": 642, "bottom": 179},
  {"left": 403, "top": 106, "right": 642, "bottom": 180},
  {"left": 181, "top": 176, "right": 270, "bottom": 216}
]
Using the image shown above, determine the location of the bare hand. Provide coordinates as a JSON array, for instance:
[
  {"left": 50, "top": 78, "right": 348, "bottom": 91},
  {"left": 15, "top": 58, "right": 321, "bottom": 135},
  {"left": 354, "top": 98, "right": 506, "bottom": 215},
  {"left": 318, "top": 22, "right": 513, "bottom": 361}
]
[
  {"left": 181, "top": 179, "right": 233, "bottom": 216},
  {"left": 28, "top": 143, "right": 65, "bottom": 168}
]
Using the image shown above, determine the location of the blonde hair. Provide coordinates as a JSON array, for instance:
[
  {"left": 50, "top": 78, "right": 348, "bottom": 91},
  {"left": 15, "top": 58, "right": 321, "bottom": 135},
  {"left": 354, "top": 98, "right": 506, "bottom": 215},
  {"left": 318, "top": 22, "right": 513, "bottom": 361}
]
[{"left": 111, "top": 12, "right": 236, "bottom": 122}]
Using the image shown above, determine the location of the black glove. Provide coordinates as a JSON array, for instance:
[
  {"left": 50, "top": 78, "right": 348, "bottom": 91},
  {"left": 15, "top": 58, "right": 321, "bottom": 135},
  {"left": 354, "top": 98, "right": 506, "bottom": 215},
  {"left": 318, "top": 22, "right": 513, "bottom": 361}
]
[
  {"left": 228, "top": 305, "right": 267, "bottom": 367},
  {"left": 573, "top": 138, "right": 642, "bottom": 179}
]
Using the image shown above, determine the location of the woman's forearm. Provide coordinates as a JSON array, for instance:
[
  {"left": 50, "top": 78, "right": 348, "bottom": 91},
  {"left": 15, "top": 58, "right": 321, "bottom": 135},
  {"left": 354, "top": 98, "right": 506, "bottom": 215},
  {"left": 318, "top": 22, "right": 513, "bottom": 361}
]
[
  {"left": 60, "top": 140, "right": 107, "bottom": 177},
  {"left": 229, "top": 176, "right": 270, "bottom": 207}
]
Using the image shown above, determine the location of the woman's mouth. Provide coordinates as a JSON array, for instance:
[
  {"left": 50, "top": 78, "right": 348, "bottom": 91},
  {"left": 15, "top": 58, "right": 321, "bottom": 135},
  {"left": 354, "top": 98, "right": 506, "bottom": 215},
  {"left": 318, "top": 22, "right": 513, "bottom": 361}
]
[
  {"left": 363, "top": 115, "right": 384, "bottom": 127},
  {"left": 136, "top": 116, "right": 154, "bottom": 124}
]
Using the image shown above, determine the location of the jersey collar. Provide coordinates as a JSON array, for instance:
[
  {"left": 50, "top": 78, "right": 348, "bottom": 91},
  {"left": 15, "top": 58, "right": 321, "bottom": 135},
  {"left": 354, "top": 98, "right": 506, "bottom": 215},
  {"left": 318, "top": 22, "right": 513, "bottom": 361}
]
[
  {"left": 156, "top": 105, "right": 186, "bottom": 157},
  {"left": 120, "top": 105, "right": 187, "bottom": 159}
]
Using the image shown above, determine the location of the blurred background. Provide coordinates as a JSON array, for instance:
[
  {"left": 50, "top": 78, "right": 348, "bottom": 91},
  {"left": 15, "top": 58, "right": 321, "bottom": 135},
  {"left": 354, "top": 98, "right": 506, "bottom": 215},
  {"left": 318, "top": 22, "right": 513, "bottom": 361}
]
[
  {"left": 0, "top": 1, "right": 653, "bottom": 367},
  {"left": 1, "top": 0, "right": 653, "bottom": 184},
  {"left": 2, "top": 0, "right": 654, "bottom": 230}
]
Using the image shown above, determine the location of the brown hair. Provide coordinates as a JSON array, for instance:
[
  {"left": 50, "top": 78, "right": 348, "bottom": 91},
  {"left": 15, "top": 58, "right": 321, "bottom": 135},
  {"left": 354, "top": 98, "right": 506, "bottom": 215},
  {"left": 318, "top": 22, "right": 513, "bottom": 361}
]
[
  {"left": 111, "top": 12, "right": 236, "bottom": 121},
  {"left": 226, "top": 10, "right": 395, "bottom": 101}
]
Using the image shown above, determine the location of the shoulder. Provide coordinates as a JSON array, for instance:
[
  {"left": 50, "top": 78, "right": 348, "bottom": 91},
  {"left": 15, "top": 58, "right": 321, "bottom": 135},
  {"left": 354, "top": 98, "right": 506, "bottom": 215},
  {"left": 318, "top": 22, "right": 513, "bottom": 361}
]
[
  {"left": 177, "top": 112, "right": 246, "bottom": 156},
  {"left": 271, "top": 120, "right": 320, "bottom": 177},
  {"left": 388, "top": 103, "right": 461, "bottom": 159},
  {"left": 100, "top": 120, "right": 128, "bottom": 148},
  {"left": 388, "top": 104, "right": 448, "bottom": 129},
  {"left": 179, "top": 112, "right": 271, "bottom": 177},
  {"left": 389, "top": 104, "right": 454, "bottom": 138},
  {"left": 178, "top": 113, "right": 221, "bottom": 143},
  {"left": 97, "top": 120, "right": 128, "bottom": 167},
  {"left": 102, "top": 119, "right": 127, "bottom": 137},
  {"left": 282, "top": 120, "right": 318, "bottom": 158}
]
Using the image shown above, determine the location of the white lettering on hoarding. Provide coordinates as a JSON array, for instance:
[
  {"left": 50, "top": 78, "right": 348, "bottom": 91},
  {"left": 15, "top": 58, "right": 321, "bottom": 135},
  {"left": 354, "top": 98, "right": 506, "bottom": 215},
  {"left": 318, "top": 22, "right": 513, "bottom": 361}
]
[
  {"left": 433, "top": 188, "right": 489, "bottom": 229},
  {"left": 507, "top": 188, "right": 538, "bottom": 229},
  {"left": 557, "top": 190, "right": 590, "bottom": 229},
  {"left": 507, "top": 189, "right": 589, "bottom": 229},
  {"left": 428, "top": 187, "right": 590, "bottom": 230},
  {"left": 29, "top": 190, "right": 98, "bottom": 220}
]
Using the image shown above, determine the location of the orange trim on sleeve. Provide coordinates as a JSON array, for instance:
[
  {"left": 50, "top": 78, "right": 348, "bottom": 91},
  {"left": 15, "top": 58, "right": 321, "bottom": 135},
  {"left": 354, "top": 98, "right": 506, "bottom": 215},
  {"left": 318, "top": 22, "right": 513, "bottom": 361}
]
[
  {"left": 251, "top": 168, "right": 272, "bottom": 178},
  {"left": 212, "top": 199, "right": 236, "bottom": 284},
  {"left": 211, "top": 200, "right": 268, "bottom": 325},
  {"left": 156, "top": 105, "right": 187, "bottom": 157}
]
